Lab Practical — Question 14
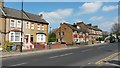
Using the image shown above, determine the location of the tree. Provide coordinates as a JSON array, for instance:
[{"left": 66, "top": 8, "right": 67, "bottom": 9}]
[
  {"left": 111, "top": 23, "right": 120, "bottom": 39},
  {"left": 102, "top": 31, "right": 109, "bottom": 37},
  {"left": 48, "top": 32, "right": 56, "bottom": 42}
]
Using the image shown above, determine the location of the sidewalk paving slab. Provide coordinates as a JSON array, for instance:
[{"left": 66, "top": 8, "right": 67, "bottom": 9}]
[{"left": 103, "top": 53, "right": 120, "bottom": 67}]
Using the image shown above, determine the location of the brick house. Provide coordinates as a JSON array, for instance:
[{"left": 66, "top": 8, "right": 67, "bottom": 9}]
[
  {"left": 0, "top": 2, "right": 49, "bottom": 50},
  {"left": 77, "top": 22, "right": 102, "bottom": 44},
  {"left": 56, "top": 22, "right": 102, "bottom": 45},
  {"left": 56, "top": 23, "right": 89, "bottom": 45}
]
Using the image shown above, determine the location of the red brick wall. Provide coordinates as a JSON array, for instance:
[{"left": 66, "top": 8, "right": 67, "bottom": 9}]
[{"left": 50, "top": 44, "right": 67, "bottom": 49}]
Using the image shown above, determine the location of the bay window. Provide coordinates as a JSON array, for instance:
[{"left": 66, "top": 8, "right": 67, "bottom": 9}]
[
  {"left": 37, "top": 34, "right": 45, "bottom": 42},
  {"left": 15, "top": 32, "right": 21, "bottom": 41},
  {"left": 10, "top": 33, "right": 14, "bottom": 41},
  {"left": 9, "top": 32, "right": 21, "bottom": 42}
]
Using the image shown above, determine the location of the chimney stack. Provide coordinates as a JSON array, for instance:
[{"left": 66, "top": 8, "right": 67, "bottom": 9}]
[
  {"left": 0, "top": 0, "right": 3, "bottom": 8},
  {"left": 94, "top": 26, "right": 98, "bottom": 28},
  {"left": 39, "top": 14, "right": 43, "bottom": 19},
  {"left": 87, "top": 24, "right": 92, "bottom": 26}
]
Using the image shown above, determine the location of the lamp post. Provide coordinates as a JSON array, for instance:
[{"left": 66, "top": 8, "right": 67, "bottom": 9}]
[
  {"left": 50, "top": 27, "right": 52, "bottom": 34},
  {"left": 20, "top": 0, "right": 23, "bottom": 52}
]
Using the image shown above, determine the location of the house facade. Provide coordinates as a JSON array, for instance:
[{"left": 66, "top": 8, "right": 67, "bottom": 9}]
[
  {"left": 56, "top": 23, "right": 89, "bottom": 45},
  {"left": 0, "top": 2, "right": 48, "bottom": 50},
  {"left": 56, "top": 22, "right": 102, "bottom": 45}
]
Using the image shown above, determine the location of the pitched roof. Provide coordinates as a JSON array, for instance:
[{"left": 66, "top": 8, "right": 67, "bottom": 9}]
[
  {"left": 64, "top": 23, "right": 88, "bottom": 32},
  {"left": 1, "top": 7, "right": 48, "bottom": 24},
  {"left": 2, "top": 7, "right": 29, "bottom": 19}
]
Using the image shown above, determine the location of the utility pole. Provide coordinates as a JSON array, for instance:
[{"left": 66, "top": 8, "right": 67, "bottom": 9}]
[
  {"left": 50, "top": 27, "right": 52, "bottom": 34},
  {"left": 20, "top": 0, "right": 23, "bottom": 52}
]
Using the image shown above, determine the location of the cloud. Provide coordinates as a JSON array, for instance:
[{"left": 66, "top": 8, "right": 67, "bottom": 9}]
[
  {"left": 39, "top": 8, "right": 73, "bottom": 23},
  {"left": 98, "top": 16, "right": 118, "bottom": 32},
  {"left": 102, "top": 5, "right": 118, "bottom": 11},
  {"left": 79, "top": 2, "right": 102, "bottom": 14},
  {"left": 89, "top": 16, "right": 103, "bottom": 21}
]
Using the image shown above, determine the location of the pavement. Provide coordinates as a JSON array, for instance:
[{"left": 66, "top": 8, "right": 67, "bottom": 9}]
[
  {"left": 103, "top": 52, "right": 120, "bottom": 67},
  {"left": 0, "top": 43, "right": 106, "bottom": 58},
  {"left": 1, "top": 42, "right": 119, "bottom": 67}
]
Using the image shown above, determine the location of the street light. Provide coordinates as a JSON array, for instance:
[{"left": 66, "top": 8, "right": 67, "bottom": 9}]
[
  {"left": 50, "top": 27, "right": 52, "bottom": 34},
  {"left": 20, "top": 0, "right": 23, "bottom": 52}
]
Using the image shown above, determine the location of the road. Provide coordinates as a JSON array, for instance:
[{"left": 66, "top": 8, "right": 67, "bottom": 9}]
[{"left": 2, "top": 43, "right": 119, "bottom": 67}]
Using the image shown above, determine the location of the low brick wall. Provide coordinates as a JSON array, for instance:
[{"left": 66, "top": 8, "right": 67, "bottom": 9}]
[{"left": 50, "top": 44, "right": 67, "bottom": 49}]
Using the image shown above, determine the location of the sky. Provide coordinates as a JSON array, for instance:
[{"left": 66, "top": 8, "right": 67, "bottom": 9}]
[{"left": 4, "top": 2, "right": 119, "bottom": 32}]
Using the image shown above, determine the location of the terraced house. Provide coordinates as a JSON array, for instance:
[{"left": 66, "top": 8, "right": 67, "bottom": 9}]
[
  {"left": 56, "top": 22, "right": 102, "bottom": 45},
  {"left": 0, "top": 1, "right": 49, "bottom": 50}
]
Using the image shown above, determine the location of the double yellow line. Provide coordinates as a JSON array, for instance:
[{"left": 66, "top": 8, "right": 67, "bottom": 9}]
[{"left": 95, "top": 52, "right": 120, "bottom": 65}]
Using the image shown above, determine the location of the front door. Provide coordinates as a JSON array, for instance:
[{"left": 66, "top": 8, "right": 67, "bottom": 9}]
[
  {"left": 30, "top": 35, "right": 34, "bottom": 42},
  {"left": 25, "top": 34, "right": 30, "bottom": 43}
]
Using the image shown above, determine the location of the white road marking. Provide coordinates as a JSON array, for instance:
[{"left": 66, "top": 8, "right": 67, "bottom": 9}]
[
  {"left": 10, "top": 62, "right": 27, "bottom": 66},
  {"left": 88, "top": 63, "right": 91, "bottom": 64},
  {"left": 49, "top": 56, "right": 59, "bottom": 58},
  {"left": 49, "top": 53, "right": 73, "bottom": 59},
  {"left": 60, "top": 53, "right": 73, "bottom": 57}
]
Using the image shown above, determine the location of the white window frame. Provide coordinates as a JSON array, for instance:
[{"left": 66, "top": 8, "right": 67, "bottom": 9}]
[
  {"left": 9, "top": 32, "right": 14, "bottom": 42},
  {"left": 31, "top": 23, "right": 34, "bottom": 29},
  {"left": 37, "top": 34, "right": 41, "bottom": 42},
  {"left": 10, "top": 19, "right": 16, "bottom": 28},
  {"left": 42, "top": 25, "right": 44, "bottom": 30},
  {"left": 37, "top": 24, "right": 40, "bottom": 30},
  {"left": 26, "top": 21, "right": 30, "bottom": 29},
  {"left": 37, "top": 34, "right": 45, "bottom": 42},
  {"left": 9, "top": 32, "right": 21, "bottom": 42},
  {"left": 17, "top": 20, "right": 21, "bottom": 28}
]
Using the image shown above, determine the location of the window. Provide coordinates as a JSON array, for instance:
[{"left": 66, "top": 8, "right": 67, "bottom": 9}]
[
  {"left": 17, "top": 20, "right": 21, "bottom": 28},
  {"left": 42, "top": 24, "right": 44, "bottom": 30},
  {"left": 10, "top": 19, "right": 15, "bottom": 27},
  {"left": 80, "top": 32, "right": 82, "bottom": 35},
  {"left": 15, "top": 32, "right": 21, "bottom": 41},
  {"left": 61, "top": 38, "right": 64, "bottom": 42},
  {"left": 86, "top": 33, "right": 88, "bottom": 36},
  {"left": 9, "top": 32, "right": 21, "bottom": 42},
  {"left": 41, "top": 35, "right": 43, "bottom": 41},
  {"left": 11, "top": 33, "right": 14, "bottom": 41},
  {"left": 37, "top": 34, "right": 45, "bottom": 42},
  {"left": 37, "top": 34, "right": 40, "bottom": 42},
  {"left": 37, "top": 24, "right": 40, "bottom": 30},
  {"left": 58, "top": 32, "right": 60, "bottom": 35},
  {"left": 26, "top": 22, "right": 30, "bottom": 29},
  {"left": 31, "top": 23, "right": 34, "bottom": 29},
  {"left": 62, "top": 32, "right": 64, "bottom": 35}
]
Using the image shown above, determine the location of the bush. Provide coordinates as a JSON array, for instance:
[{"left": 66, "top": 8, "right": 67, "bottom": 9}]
[
  {"left": 5, "top": 41, "right": 13, "bottom": 46},
  {"left": 98, "top": 37, "right": 105, "bottom": 41}
]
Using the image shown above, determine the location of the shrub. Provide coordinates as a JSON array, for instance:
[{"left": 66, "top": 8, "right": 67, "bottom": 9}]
[{"left": 98, "top": 37, "right": 105, "bottom": 41}]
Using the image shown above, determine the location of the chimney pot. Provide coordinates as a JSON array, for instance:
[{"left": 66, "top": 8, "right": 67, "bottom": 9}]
[
  {"left": 88, "top": 24, "right": 92, "bottom": 26},
  {"left": 39, "top": 14, "right": 43, "bottom": 19}
]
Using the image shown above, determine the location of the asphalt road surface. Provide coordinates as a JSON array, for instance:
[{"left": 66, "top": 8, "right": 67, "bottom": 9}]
[{"left": 2, "top": 43, "right": 120, "bottom": 67}]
